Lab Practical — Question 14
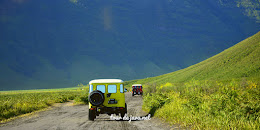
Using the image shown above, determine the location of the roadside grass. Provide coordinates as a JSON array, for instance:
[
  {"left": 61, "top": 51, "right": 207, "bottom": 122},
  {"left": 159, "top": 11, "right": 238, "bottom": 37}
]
[
  {"left": 0, "top": 84, "right": 89, "bottom": 122},
  {"left": 142, "top": 79, "right": 260, "bottom": 129}
]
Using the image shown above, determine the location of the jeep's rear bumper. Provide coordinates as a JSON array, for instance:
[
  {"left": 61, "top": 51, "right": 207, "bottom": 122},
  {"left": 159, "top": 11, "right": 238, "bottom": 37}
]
[
  {"left": 132, "top": 91, "right": 143, "bottom": 95},
  {"left": 92, "top": 106, "right": 125, "bottom": 115}
]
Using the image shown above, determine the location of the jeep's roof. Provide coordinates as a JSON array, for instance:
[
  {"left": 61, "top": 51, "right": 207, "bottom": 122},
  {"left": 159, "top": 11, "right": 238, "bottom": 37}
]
[
  {"left": 132, "top": 84, "right": 142, "bottom": 86},
  {"left": 89, "top": 79, "right": 124, "bottom": 84}
]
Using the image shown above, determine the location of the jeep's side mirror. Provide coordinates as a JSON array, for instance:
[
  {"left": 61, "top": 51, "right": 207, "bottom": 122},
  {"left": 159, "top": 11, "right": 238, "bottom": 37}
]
[{"left": 124, "top": 88, "right": 127, "bottom": 92}]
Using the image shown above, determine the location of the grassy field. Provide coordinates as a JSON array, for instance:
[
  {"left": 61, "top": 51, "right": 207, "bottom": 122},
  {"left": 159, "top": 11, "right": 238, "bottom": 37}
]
[
  {"left": 142, "top": 80, "right": 260, "bottom": 129},
  {"left": 129, "top": 31, "right": 260, "bottom": 129},
  {"left": 0, "top": 84, "right": 88, "bottom": 123}
]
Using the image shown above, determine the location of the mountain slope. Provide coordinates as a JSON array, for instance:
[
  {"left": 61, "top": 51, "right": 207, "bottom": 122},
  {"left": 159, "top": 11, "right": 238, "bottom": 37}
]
[
  {"left": 0, "top": 0, "right": 260, "bottom": 90},
  {"left": 130, "top": 31, "right": 260, "bottom": 85}
]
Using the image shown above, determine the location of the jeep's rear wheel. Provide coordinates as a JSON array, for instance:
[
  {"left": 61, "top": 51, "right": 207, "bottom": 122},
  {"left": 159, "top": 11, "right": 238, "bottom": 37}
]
[
  {"left": 132, "top": 93, "right": 134, "bottom": 96},
  {"left": 125, "top": 103, "right": 127, "bottom": 114},
  {"left": 121, "top": 112, "right": 125, "bottom": 119},
  {"left": 89, "top": 109, "right": 95, "bottom": 121},
  {"left": 88, "top": 90, "right": 104, "bottom": 106},
  {"left": 121, "top": 103, "right": 127, "bottom": 118}
]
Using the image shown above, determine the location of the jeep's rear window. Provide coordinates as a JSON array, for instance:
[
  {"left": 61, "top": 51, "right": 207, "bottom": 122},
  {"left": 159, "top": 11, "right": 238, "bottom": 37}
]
[
  {"left": 97, "top": 85, "right": 105, "bottom": 93},
  {"left": 120, "top": 84, "right": 123, "bottom": 93},
  {"left": 108, "top": 85, "right": 117, "bottom": 93}
]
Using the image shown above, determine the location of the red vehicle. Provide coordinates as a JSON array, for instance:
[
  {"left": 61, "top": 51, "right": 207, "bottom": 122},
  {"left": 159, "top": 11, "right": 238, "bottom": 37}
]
[{"left": 132, "top": 84, "right": 143, "bottom": 96}]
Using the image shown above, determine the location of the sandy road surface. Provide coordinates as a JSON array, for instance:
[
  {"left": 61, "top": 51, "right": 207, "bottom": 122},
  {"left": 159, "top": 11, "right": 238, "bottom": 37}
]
[{"left": 0, "top": 93, "right": 178, "bottom": 130}]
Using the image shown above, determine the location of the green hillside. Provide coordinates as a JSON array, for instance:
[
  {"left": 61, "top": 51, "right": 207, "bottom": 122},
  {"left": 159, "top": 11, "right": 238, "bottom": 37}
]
[
  {"left": 129, "top": 31, "right": 260, "bottom": 129},
  {"left": 127, "top": 31, "right": 260, "bottom": 86}
]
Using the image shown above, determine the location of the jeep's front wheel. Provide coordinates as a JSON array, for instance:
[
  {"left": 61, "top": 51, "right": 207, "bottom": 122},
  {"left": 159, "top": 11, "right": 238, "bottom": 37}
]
[{"left": 89, "top": 109, "right": 95, "bottom": 121}]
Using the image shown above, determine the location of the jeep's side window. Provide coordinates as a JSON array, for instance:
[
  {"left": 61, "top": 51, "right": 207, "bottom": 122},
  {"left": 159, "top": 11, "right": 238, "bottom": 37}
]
[
  {"left": 120, "top": 84, "right": 123, "bottom": 93},
  {"left": 97, "top": 85, "right": 105, "bottom": 93},
  {"left": 89, "top": 84, "right": 93, "bottom": 93},
  {"left": 108, "top": 85, "right": 117, "bottom": 93}
]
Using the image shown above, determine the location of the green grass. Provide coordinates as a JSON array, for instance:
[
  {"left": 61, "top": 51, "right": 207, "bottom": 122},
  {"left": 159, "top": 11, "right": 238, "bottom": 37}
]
[
  {"left": 131, "top": 31, "right": 260, "bottom": 129},
  {"left": 142, "top": 80, "right": 260, "bottom": 129},
  {"left": 0, "top": 87, "right": 79, "bottom": 94},
  {"left": 0, "top": 85, "right": 89, "bottom": 122}
]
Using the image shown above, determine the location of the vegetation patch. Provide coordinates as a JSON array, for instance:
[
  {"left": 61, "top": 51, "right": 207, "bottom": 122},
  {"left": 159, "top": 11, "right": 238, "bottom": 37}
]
[
  {"left": 0, "top": 85, "right": 88, "bottom": 122},
  {"left": 142, "top": 80, "right": 260, "bottom": 129}
]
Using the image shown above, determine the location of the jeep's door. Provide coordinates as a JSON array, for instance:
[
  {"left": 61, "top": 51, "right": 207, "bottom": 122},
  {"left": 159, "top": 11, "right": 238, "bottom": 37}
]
[{"left": 104, "top": 83, "right": 125, "bottom": 108}]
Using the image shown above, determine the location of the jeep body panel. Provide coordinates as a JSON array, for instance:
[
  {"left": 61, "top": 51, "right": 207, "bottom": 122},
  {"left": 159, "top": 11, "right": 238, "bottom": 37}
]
[{"left": 88, "top": 79, "right": 125, "bottom": 109}]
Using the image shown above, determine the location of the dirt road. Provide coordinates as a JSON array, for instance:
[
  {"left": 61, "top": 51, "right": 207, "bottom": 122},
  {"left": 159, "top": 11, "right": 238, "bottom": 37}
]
[{"left": 0, "top": 93, "right": 177, "bottom": 130}]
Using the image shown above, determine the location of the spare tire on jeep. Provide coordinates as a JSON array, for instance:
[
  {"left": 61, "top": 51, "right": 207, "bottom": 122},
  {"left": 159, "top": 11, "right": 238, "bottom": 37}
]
[{"left": 88, "top": 90, "right": 104, "bottom": 106}]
